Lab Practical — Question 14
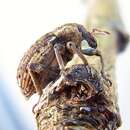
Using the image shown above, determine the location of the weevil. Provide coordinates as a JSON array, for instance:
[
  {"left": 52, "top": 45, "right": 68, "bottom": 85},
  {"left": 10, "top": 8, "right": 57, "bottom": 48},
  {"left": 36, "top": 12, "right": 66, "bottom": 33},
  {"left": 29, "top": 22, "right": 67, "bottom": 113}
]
[{"left": 17, "top": 23, "right": 110, "bottom": 102}]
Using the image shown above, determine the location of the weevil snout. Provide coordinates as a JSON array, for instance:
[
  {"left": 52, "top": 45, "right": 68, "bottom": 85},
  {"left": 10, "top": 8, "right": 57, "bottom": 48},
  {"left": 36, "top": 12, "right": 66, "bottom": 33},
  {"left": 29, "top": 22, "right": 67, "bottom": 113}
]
[
  {"left": 77, "top": 25, "right": 97, "bottom": 49},
  {"left": 85, "top": 33, "right": 97, "bottom": 49}
]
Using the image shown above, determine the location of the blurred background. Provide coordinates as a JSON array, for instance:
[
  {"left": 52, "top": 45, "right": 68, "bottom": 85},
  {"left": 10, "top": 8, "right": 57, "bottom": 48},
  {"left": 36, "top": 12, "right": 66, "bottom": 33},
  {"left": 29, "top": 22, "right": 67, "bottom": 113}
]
[{"left": 0, "top": 0, "right": 130, "bottom": 130}]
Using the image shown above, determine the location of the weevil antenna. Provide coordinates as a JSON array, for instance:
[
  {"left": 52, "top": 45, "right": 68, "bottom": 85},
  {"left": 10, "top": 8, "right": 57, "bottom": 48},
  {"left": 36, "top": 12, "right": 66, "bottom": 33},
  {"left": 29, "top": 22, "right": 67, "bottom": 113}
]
[{"left": 91, "top": 28, "right": 110, "bottom": 36}]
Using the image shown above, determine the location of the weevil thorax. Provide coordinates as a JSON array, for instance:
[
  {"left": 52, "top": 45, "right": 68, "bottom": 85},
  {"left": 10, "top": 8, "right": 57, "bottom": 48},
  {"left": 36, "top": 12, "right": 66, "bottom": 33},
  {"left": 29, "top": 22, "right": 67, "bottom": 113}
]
[{"left": 53, "top": 23, "right": 83, "bottom": 49}]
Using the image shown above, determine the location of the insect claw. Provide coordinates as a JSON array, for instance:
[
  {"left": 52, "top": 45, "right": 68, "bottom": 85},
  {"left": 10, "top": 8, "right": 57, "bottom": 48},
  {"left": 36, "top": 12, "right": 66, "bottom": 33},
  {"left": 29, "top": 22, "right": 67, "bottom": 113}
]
[
  {"left": 32, "top": 103, "right": 37, "bottom": 114},
  {"left": 104, "top": 78, "right": 112, "bottom": 87},
  {"left": 107, "top": 79, "right": 112, "bottom": 86},
  {"left": 101, "top": 72, "right": 112, "bottom": 87},
  {"left": 32, "top": 95, "right": 42, "bottom": 114}
]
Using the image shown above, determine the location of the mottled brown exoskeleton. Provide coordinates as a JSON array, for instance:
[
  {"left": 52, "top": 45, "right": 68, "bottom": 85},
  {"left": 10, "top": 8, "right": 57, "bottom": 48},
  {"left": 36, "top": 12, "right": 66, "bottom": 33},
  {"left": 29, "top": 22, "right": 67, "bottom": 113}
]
[{"left": 17, "top": 23, "right": 110, "bottom": 102}]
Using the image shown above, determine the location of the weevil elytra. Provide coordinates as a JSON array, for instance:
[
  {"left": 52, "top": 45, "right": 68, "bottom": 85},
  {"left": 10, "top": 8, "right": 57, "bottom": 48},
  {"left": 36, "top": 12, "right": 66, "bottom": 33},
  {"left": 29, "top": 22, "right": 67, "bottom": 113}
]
[{"left": 17, "top": 23, "right": 111, "bottom": 101}]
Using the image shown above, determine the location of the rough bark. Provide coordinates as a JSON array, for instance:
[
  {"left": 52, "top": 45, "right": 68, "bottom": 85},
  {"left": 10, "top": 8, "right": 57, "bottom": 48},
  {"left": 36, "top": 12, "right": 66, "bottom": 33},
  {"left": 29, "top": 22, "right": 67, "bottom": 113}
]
[{"left": 34, "top": 0, "right": 129, "bottom": 130}]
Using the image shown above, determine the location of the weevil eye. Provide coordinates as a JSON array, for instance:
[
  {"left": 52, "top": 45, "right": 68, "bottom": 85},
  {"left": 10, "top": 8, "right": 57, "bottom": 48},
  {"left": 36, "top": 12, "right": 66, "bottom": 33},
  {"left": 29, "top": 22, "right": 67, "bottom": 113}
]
[
  {"left": 66, "top": 42, "right": 76, "bottom": 53},
  {"left": 66, "top": 42, "right": 73, "bottom": 49}
]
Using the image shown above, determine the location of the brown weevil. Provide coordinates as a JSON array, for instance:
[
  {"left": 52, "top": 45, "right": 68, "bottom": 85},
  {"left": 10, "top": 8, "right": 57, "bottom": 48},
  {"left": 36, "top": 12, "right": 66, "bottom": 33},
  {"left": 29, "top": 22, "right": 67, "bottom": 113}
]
[{"left": 17, "top": 23, "right": 111, "bottom": 103}]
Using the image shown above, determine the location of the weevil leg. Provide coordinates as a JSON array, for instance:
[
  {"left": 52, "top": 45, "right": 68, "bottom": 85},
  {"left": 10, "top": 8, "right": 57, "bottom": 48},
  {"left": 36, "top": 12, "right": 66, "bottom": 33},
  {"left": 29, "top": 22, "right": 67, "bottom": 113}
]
[
  {"left": 67, "top": 41, "right": 88, "bottom": 65},
  {"left": 32, "top": 94, "right": 42, "bottom": 114},
  {"left": 27, "top": 63, "right": 45, "bottom": 113},
  {"left": 82, "top": 48, "right": 112, "bottom": 86},
  {"left": 28, "top": 62, "right": 46, "bottom": 73},
  {"left": 27, "top": 63, "right": 46, "bottom": 95},
  {"left": 54, "top": 44, "right": 66, "bottom": 75}
]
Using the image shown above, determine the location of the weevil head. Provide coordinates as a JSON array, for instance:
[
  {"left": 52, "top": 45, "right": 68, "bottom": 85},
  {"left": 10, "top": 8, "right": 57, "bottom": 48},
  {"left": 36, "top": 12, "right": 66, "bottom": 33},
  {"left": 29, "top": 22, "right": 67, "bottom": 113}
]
[
  {"left": 77, "top": 24, "right": 97, "bottom": 49},
  {"left": 51, "top": 23, "right": 97, "bottom": 53}
]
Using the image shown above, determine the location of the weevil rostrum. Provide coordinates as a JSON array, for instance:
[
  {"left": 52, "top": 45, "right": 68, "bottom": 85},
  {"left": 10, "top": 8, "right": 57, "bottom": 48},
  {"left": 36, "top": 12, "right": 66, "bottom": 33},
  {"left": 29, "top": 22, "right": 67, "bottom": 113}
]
[{"left": 17, "top": 23, "right": 111, "bottom": 102}]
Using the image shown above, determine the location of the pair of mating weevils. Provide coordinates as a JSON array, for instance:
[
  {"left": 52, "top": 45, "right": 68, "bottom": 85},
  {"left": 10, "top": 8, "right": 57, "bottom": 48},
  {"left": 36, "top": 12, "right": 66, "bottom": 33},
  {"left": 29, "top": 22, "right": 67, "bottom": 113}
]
[{"left": 17, "top": 23, "right": 111, "bottom": 104}]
